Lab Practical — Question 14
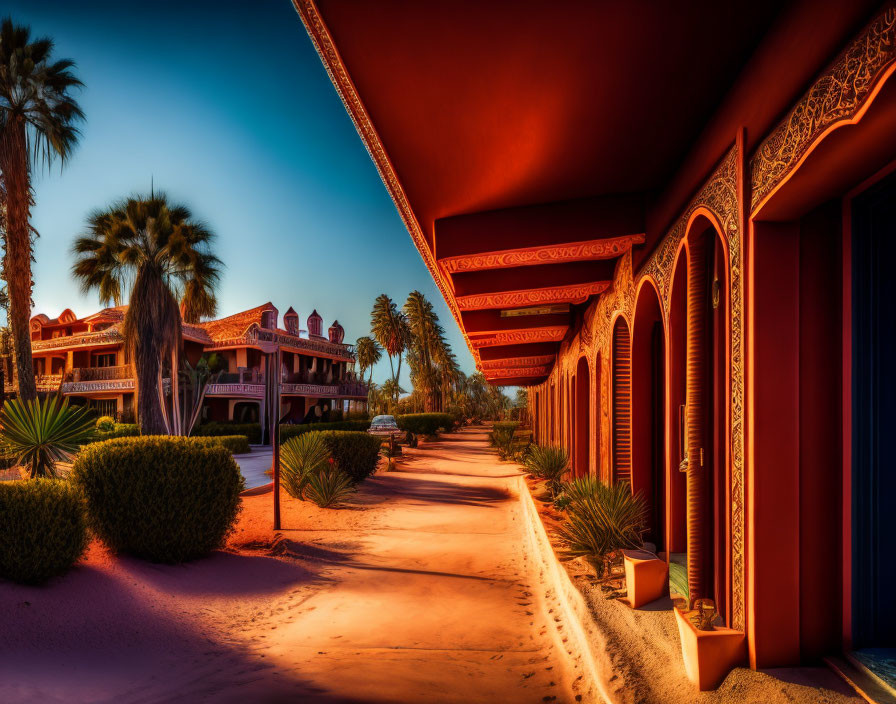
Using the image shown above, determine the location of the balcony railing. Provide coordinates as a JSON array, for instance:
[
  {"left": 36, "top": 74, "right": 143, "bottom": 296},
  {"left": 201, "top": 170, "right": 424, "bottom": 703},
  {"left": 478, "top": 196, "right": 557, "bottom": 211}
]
[
  {"left": 66, "top": 365, "right": 133, "bottom": 382},
  {"left": 4, "top": 374, "right": 64, "bottom": 393}
]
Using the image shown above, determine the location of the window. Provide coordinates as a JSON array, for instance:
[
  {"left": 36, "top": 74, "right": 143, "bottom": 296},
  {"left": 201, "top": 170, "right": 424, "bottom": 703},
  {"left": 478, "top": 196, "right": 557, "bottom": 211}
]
[
  {"left": 93, "top": 353, "right": 116, "bottom": 368},
  {"left": 89, "top": 399, "right": 117, "bottom": 417}
]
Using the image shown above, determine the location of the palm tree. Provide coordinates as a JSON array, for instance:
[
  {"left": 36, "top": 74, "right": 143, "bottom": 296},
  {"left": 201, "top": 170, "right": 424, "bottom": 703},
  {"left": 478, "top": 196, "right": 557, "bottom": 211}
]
[
  {"left": 433, "top": 340, "right": 460, "bottom": 412},
  {"left": 380, "top": 378, "right": 406, "bottom": 412},
  {"left": 370, "top": 294, "right": 409, "bottom": 403},
  {"left": 0, "top": 19, "right": 84, "bottom": 401},
  {"left": 355, "top": 335, "right": 382, "bottom": 385},
  {"left": 71, "top": 193, "right": 221, "bottom": 434},
  {"left": 403, "top": 291, "right": 444, "bottom": 412}
]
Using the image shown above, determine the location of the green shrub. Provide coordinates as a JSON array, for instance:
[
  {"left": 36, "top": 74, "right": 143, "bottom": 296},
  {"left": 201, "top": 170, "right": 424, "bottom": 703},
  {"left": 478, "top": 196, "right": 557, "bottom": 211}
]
[
  {"left": 92, "top": 423, "right": 140, "bottom": 443},
  {"left": 318, "top": 431, "right": 381, "bottom": 483},
  {"left": 71, "top": 436, "right": 243, "bottom": 563},
  {"left": 96, "top": 415, "right": 116, "bottom": 431},
  {"left": 279, "top": 431, "right": 330, "bottom": 499},
  {"left": 344, "top": 410, "right": 370, "bottom": 421},
  {"left": 0, "top": 480, "right": 88, "bottom": 584},
  {"left": 305, "top": 465, "right": 355, "bottom": 507},
  {"left": 396, "top": 413, "right": 454, "bottom": 436},
  {"left": 187, "top": 435, "right": 251, "bottom": 455},
  {"left": 524, "top": 445, "right": 570, "bottom": 496},
  {"left": 491, "top": 420, "right": 520, "bottom": 433},
  {"left": 279, "top": 420, "right": 370, "bottom": 441},
  {"left": 194, "top": 422, "right": 262, "bottom": 444},
  {"left": 557, "top": 481, "right": 647, "bottom": 576}
]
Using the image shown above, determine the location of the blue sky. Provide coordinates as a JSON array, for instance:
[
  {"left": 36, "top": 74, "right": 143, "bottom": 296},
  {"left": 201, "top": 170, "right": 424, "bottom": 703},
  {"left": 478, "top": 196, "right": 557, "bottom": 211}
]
[{"left": 4, "top": 0, "right": 480, "bottom": 390}]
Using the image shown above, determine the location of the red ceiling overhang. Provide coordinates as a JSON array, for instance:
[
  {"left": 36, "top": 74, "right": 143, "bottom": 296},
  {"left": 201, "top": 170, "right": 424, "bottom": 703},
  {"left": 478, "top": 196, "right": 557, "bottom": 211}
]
[{"left": 293, "top": 0, "right": 878, "bottom": 384}]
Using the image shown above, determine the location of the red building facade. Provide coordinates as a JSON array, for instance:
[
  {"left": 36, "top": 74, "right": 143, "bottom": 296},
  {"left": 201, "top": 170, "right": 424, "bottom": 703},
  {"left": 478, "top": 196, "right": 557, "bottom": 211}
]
[{"left": 296, "top": 0, "right": 896, "bottom": 675}]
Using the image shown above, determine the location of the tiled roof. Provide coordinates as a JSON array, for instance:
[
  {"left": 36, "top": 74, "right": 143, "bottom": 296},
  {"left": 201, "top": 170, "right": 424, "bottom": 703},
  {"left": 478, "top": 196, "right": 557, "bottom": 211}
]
[
  {"left": 195, "top": 302, "right": 276, "bottom": 341},
  {"left": 29, "top": 302, "right": 348, "bottom": 351}
]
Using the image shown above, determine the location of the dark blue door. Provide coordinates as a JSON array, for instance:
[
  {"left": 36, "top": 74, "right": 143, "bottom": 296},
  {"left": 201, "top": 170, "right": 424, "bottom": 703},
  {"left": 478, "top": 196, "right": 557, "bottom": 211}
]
[{"left": 852, "top": 170, "right": 896, "bottom": 648}]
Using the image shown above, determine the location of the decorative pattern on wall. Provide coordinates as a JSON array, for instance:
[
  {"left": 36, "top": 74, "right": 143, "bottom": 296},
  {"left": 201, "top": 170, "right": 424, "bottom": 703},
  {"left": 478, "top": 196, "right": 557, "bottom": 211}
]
[{"left": 751, "top": 8, "right": 896, "bottom": 213}]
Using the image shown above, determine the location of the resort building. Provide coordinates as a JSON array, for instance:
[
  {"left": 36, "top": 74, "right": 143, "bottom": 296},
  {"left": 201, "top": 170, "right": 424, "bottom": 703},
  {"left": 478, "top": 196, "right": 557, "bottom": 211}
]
[
  {"left": 297, "top": 0, "right": 895, "bottom": 686},
  {"left": 10, "top": 302, "right": 367, "bottom": 423}
]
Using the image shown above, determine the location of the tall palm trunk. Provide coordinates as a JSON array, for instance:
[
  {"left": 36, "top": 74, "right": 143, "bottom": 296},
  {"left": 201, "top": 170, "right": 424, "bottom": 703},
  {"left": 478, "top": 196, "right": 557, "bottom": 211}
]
[
  {"left": 127, "top": 264, "right": 178, "bottom": 435},
  {"left": 0, "top": 118, "right": 37, "bottom": 401}
]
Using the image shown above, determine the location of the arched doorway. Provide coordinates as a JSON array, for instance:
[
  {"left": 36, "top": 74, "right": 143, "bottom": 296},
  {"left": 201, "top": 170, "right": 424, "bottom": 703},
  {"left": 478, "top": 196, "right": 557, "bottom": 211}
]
[
  {"left": 575, "top": 356, "right": 590, "bottom": 477},
  {"left": 679, "top": 215, "right": 730, "bottom": 618},
  {"left": 611, "top": 317, "right": 632, "bottom": 484},
  {"left": 631, "top": 281, "right": 666, "bottom": 551}
]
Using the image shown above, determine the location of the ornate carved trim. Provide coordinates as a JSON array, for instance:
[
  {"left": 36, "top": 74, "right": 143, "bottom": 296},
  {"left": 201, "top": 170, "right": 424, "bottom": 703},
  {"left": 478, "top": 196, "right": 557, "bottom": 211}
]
[
  {"left": 480, "top": 355, "right": 555, "bottom": 370},
  {"left": 469, "top": 326, "right": 567, "bottom": 349},
  {"left": 751, "top": 8, "right": 896, "bottom": 213},
  {"left": 293, "top": 0, "right": 476, "bottom": 364},
  {"left": 456, "top": 282, "right": 609, "bottom": 311},
  {"left": 33, "top": 331, "right": 121, "bottom": 351},
  {"left": 62, "top": 379, "right": 135, "bottom": 393},
  {"left": 206, "top": 383, "right": 264, "bottom": 397},
  {"left": 439, "top": 235, "right": 645, "bottom": 274},
  {"left": 281, "top": 382, "right": 339, "bottom": 397},
  {"left": 484, "top": 366, "right": 550, "bottom": 378}
]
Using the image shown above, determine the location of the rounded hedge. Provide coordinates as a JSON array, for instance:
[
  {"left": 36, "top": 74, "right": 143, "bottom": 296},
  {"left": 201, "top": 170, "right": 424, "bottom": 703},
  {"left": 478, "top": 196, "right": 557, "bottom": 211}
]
[
  {"left": 280, "top": 420, "right": 370, "bottom": 441},
  {"left": 0, "top": 480, "right": 88, "bottom": 584},
  {"left": 396, "top": 413, "right": 455, "bottom": 437},
  {"left": 71, "top": 436, "right": 244, "bottom": 563},
  {"left": 318, "top": 431, "right": 382, "bottom": 483},
  {"left": 96, "top": 415, "right": 116, "bottom": 431},
  {"left": 194, "top": 422, "right": 262, "bottom": 444},
  {"left": 187, "top": 435, "right": 251, "bottom": 455}
]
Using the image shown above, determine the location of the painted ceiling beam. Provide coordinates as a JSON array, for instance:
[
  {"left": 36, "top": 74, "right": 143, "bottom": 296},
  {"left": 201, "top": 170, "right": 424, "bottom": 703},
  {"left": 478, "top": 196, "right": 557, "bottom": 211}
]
[
  {"left": 468, "top": 326, "right": 568, "bottom": 349},
  {"left": 479, "top": 354, "right": 555, "bottom": 370},
  {"left": 461, "top": 310, "right": 569, "bottom": 334},
  {"left": 487, "top": 376, "right": 549, "bottom": 387},
  {"left": 477, "top": 342, "right": 561, "bottom": 360},
  {"left": 434, "top": 193, "right": 646, "bottom": 262}
]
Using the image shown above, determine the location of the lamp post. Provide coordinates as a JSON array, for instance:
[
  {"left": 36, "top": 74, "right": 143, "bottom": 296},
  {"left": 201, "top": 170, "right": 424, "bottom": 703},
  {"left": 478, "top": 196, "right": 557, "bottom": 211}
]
[{"left": 259, "top": 339, "right": 281, "bottom": 531}]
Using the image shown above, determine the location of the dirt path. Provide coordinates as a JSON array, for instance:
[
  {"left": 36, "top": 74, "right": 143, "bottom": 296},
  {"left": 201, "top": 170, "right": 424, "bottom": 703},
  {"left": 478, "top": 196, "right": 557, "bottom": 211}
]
[{"left": 1, "top": 428, "right": 580, "bottom": 703}]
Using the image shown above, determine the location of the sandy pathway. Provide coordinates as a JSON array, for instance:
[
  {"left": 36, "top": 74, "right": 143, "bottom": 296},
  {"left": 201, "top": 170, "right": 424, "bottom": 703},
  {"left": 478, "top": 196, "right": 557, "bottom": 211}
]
[{"left": 1, "top": 428, "right": 579, "bottom": 703}]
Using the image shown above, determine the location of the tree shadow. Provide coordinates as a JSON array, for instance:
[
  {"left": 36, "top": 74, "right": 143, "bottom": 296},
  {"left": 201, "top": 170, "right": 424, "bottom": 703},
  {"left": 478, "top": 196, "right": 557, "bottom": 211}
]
[
  {"left": 352, "top": 474, "right": 511, "bottom": 508},
  {"left": 0, "top": 564, "right": 342, "bottom": 704},
  {"left": 114, "top": 550, "right": 322, "bottom": 596}
]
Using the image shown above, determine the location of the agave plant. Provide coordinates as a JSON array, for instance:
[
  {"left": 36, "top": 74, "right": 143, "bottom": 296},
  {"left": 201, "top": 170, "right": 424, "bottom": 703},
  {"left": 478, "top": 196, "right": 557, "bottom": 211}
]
[
  {"left": 523, "top": 445, "right": 570, "bottom": 496},
  {"left": 553, "top": 476, "right": 603, "bottom": 511},
  {"left": 557, "top": 481, "right": 647, "bottom": 577},
  {"left": 305, "top": 464, "right": 355, "bottom": 508},
  {"left": 0, "top": 396, "right": 96, "bottom": 478},
  {"left": 279, "top": 431, "right": 330, "bottom": 499},
  {"left": 490, "top": 425, "right": 517, "bottom": 460}
]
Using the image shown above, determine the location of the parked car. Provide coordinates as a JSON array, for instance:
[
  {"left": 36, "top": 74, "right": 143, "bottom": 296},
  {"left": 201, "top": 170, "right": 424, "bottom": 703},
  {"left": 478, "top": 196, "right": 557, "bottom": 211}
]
[{"left": 368, "top": 414, "right": 401, "bottom": 437}]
